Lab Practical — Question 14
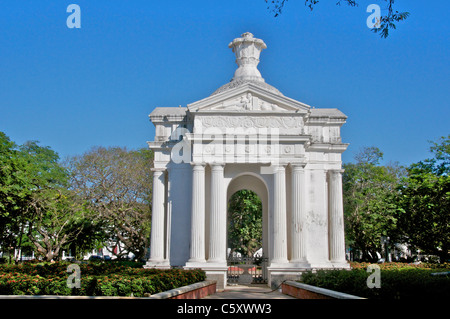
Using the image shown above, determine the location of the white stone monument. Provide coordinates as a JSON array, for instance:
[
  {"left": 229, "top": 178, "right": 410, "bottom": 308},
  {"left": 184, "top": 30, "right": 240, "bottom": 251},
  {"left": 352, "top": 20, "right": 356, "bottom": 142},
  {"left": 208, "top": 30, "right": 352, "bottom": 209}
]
[{"left": 145, "top": 32, "right": 350, "bottom": 289}]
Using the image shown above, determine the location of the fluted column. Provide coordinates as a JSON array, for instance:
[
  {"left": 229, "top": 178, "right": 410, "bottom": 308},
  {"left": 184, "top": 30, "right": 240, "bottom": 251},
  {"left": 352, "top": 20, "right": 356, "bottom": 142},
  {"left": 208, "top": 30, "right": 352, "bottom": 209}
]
[
  {"left": 188, "top": 163, "right": 206, "bottom": 263},
  {"left": 208, "top": 163, "right": 226, "bottom": 264},
  {"left": 147, "top": 168, "right": 168, "bottom": 267},
  {"left": 290, "top": 164, "right": 309, "bottom": 264},
  {"left": 328, "top": 169, "right": 346, "bottom": 263},
  {"left": 272, "top": 165, "right": 288, "bottom": 264}
]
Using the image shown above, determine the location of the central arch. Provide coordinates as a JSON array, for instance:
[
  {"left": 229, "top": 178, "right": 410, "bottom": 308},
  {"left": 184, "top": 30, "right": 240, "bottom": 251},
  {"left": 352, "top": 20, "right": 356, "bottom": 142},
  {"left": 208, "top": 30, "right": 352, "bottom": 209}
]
[{"left": 226, "top": 173, "right": 270, "bottom": 286}]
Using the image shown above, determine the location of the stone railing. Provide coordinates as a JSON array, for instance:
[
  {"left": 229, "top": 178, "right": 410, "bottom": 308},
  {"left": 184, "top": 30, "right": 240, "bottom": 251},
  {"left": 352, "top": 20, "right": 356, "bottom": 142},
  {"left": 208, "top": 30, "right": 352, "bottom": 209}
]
[
  {"left": 281, "top": 281, "right": 365, "bottom": 299},
  {"left": 148, "top": 280, "right": 217, "bottom": 299},
  {"left": 0, "top": 281, "right": 217, "bottom": 300}
]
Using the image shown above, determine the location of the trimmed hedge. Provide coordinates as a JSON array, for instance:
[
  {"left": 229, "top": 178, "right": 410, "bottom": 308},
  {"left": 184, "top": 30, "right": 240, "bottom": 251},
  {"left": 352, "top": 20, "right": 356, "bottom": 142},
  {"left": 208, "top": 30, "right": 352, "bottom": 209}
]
[
  {"left": 299, "top": 262, "right": 450, "bottom": 299},
  {"left": 0, "top": 261, "right": 206, "bottom": 296}
]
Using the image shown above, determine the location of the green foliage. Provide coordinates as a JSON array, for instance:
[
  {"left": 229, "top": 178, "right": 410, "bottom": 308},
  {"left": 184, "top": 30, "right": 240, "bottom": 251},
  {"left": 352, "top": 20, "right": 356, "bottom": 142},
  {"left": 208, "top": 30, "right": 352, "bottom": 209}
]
[
  {"left": 0, "top": 261, "right": 206, "bottom": 296},
  {"left": 0, "top": 132, "right": 28, "bottom": 218},
  {"left": 429, "top": 135, "right": 450, "bottom": 175},
  {"left": 18, "top": 140, "right": 68, "bottom": 190},
  {"left": 65, "top": 146, "right": 153, "bottom": 260},
  {"left": 343, "top": 146, "right": 405, "bottom": 261},
  {"left": 408, "top": 135, "right": 450, "bottom": 176},
  {"left": 228, "top": 190, "right": 262, "bottom": 257},
  {"left": 17, "top": 140, "right": 95, "bottom": 261},
  {"left": 300, "top": 263, "right": 450, "bottom": 299},
  {"left": 65, "top": 218, "right": 109, "bottom": 260},
  {"left": 301, "top": 267, "right": 370, "bottom": 297},
  {"left": 1, "top": 132, "right": 154, "bottom": 262},
  {"left": 344, "top": 139, "right": 449, "bottom": 263},
  {"left": 0, "top": 132, "right": 26, "bottom": 251},
  {"left": 0, "top": 132, "right": 77, "bottom": 262},
  {"left": 396, "top": 135, "right": 450, "bottom": 262},
  {"left": 343, "top": 138, "right": 450, "bottom": 263}
]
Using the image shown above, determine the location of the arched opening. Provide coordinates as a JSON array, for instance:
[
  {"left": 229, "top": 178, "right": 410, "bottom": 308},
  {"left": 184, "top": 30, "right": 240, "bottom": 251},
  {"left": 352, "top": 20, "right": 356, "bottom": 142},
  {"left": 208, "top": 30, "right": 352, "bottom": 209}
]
[
  {"left": 227, "top": 189, "right": 263, "bottom": 258},
  {"left": 226, "top": 173, "right": 269, "bottom": 284}
]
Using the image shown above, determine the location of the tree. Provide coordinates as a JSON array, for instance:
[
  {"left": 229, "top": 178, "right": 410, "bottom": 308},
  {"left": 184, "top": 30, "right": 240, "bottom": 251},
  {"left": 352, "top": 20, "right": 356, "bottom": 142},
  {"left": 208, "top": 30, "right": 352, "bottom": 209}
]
[
  {"left": 27, "top": 187, "right": 92, "bottom": 261},
  {"left": 227, "top": 190, "right": 263, "bottom": 257},
  {"left": 416, "top": 135, "right": 450, "bottom": 176},
  {"left": 17, "top": 140, "right": 92, "bottom": 261},
  {"left": 0, "top": 133, "right": 91, "bottom": 262},
  {"left": 343, "top": 146, "right": 405, "bottom": 261},
  {"left": 0, "top": 132, "right": 28, "bottom": 257},
  {"left": 64, "top": 218, "right": 110, "bottom": 260},
  {"left": 1, "top": 134, "right": 154, "bottom": 262},
  {"left": 396, "top": 135, "right": 450, "bottom": 263},
  {"left": 265, "top": 0, "right": 410, "bottom": 38},
  {"left": 66, "top": 146, "right": 153, "bottom": 260},
  {"left": 0, "top": 132, "right": 23, "bottom": 219},
  {"left": 18, "top": 140, "right": 68, "bottom": 191}
]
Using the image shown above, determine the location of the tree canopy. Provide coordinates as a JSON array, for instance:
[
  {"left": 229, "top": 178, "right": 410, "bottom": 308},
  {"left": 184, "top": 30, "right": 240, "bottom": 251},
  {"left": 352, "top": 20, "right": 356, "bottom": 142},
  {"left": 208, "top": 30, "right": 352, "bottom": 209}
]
[
  {"left": 0, "top": 133, "right": 86, "bottom": 262},
  {"left": 65, "top": 146, "right": 153, "bottom": 260},
  {"left": 343, "top": 146, "right": 405, "bottom": 261},
  {"left": 396, "top": 135, "right": 450, "bottom": 262},
  {"left": 343, "top": 137, "right": 450, "bottom": 263},
  {"left": 0, "top": 132, "right": 153, "bottom": 262}
]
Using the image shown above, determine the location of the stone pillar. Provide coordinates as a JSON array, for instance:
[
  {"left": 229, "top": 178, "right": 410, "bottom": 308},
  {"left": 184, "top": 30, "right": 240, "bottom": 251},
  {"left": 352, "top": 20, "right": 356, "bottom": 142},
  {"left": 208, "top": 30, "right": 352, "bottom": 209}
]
[
  {"left": 187, "top": 163, "right": 206, "bottom": 263},
  {"left": 208, "top": 163, "right": 226, "bottom": 264},
  {"left": 145, "top": 168, "right": 169, "bottom": 268},
  {"left": 328, "top": 169, "right": 347, "bottom": 264},
  {"left": 290, "top": 164, "right": 309, "bottom": 265},
  {"left": 272, "top": 165, "right": 288, "bottom": 264}
]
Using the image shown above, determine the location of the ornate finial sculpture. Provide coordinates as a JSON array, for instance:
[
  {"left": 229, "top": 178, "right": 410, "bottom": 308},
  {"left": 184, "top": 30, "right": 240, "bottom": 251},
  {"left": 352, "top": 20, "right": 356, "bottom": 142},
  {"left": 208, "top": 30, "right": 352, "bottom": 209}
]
[
  {"left": 211, "top": 32, "right": 282, "bottom": 96},
  {"left": 228, "top": 32, "right": 267, "bottom": 83}
]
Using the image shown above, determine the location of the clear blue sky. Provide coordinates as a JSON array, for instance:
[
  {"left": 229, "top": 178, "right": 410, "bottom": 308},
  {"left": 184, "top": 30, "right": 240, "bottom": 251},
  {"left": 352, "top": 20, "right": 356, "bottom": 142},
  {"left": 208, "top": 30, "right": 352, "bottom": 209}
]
[{"left": 1, "top": 1, "right": 448, "bottom": 166}]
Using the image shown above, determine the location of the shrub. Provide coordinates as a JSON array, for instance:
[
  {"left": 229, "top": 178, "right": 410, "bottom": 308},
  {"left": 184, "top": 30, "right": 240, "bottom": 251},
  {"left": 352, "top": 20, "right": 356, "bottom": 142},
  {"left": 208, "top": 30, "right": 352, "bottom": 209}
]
[
  {"left": 300, "top": 263, "right": 450, "bottom": 299},
  {"left": 0, "top": 261, "right": 206, "bottom": 296}
]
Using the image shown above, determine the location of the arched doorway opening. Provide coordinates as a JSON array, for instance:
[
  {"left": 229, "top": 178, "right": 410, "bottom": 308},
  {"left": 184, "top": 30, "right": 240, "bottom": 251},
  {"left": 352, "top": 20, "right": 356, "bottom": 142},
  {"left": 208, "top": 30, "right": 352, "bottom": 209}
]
[
  {"left": 226, "top": 173, "right": 269, "bottom": 284},
  {"left": 227, "top": 189, "right": 262, "bottom": 259}
]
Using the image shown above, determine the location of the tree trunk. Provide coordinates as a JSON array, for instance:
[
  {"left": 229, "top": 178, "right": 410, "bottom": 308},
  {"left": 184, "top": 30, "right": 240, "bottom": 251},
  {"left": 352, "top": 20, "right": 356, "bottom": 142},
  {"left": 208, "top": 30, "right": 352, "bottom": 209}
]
[{"left": 14, "top": 224, "right": 24, "bottom": 264}]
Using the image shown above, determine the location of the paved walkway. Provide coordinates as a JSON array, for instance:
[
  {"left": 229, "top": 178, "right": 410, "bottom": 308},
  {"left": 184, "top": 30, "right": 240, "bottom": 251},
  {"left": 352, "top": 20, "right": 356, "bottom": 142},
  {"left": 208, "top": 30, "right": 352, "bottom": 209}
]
[{"left": 202, "top": 284, "right": 296, "bottom": 299}]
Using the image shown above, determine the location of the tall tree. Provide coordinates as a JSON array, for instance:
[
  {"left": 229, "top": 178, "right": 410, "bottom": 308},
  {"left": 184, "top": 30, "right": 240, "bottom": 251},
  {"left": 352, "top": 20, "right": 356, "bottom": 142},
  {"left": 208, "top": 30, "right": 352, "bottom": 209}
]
[
  {"left": 396, "top": 135, "right": 450, "bottom": 263},
  {"left": 17, "top": 140, "right": 89, "bottom": 261},
  {"left": 343, "top": 146, "right": 405, "bottom": 261},
  {"left": 66, "top": 146, "right": 153, "bottom": 260},
  {"left": 0, "top": 132, "right": 30, "bottom": 260},
  {"left": 227, "top": 190, "right": 263, "bottom": 257},
  {"left": 27, "top": 187, "right": 91, "bottom": 261},
  {"left": 1, "top": 133, "right": 90, "bottom": 262}
]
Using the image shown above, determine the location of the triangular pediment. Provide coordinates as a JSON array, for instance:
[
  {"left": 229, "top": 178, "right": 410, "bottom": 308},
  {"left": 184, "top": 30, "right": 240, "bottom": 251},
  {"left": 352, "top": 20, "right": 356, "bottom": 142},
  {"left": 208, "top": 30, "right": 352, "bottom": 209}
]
[{"left": 187, "top": 82, "right": 310, "bottom": 114}]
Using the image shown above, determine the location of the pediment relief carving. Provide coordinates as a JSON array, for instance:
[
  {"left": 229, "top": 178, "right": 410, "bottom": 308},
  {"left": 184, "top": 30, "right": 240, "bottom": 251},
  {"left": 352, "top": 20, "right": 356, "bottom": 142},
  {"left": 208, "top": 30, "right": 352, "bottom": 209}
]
[
  {"left": 207, "top": 92, "right": 286, "bottom": 112},
  {"left": 193, "top": 90, "right": 307, "bottom": 113},
  {"left": 194, "top": 115, "right": 304, "bottom": 130},
  {"left": 187, "top": 80, "right": 311, "bottom": 113}
]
